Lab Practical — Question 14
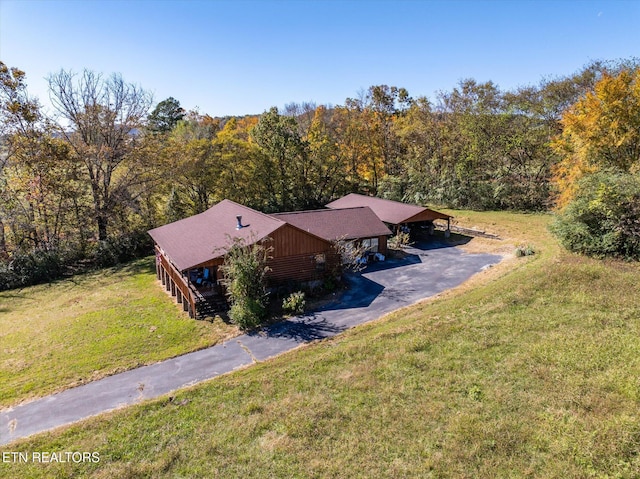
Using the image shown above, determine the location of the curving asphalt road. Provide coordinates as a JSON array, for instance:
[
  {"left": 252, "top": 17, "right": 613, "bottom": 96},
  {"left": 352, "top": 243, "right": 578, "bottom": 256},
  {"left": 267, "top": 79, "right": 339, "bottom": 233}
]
[{"left": 0, "top": 240, "right": 502, "bottom": 446}]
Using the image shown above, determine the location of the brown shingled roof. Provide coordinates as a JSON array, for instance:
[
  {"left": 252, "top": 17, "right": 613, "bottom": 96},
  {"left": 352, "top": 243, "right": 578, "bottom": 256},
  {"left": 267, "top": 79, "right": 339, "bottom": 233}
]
[
  {"left": 326, "top": 193, "right": 451, "bottom": 225},
  {"left": 272, "top": 207, "right": 392, "bottom": 242},
  {"left": 148, "top": 199, "right": 285, "bottom": 271}
]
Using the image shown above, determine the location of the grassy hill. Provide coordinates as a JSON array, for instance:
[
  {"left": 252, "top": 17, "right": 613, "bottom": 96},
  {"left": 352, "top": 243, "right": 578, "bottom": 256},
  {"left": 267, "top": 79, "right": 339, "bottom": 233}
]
[
  {"left": 0, "top": 257, "right": 238, "bottom": 408},
  {"left": 2, "top": 211, "right": 640, "bottom": 478}
]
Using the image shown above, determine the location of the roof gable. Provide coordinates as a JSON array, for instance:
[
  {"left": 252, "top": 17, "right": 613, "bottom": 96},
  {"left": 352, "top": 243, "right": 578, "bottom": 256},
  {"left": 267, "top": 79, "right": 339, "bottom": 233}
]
[{"left": 272, "top": 207, "right": 392, "bottom": 241}]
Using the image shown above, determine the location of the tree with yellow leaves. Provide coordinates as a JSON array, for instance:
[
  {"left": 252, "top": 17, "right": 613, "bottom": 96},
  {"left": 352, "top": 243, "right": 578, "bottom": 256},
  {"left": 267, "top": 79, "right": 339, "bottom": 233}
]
[
  {"left": 553, "top": 68, "right": 640, "bottom": 207},
  {"left": 551, "top": 67, "right": 640, "bottom": 259}
]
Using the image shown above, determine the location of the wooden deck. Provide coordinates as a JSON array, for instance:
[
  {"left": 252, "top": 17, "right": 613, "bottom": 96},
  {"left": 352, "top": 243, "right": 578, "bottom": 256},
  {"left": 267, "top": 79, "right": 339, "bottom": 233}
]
[{"left": 156, "top": 247, "right": 229, "bottom": 319}]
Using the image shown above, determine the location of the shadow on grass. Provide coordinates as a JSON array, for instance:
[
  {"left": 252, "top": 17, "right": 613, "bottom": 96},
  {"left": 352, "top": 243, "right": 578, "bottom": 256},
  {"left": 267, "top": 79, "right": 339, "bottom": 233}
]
[
  {"left": 62, "top": 256, "right": 156, "bottom": 286},
  {"left": 199, "top": 310, "right": 233, "bottom": 326},
  {"left": 101, "top": 257, "right": 156, "bottom": 277}
]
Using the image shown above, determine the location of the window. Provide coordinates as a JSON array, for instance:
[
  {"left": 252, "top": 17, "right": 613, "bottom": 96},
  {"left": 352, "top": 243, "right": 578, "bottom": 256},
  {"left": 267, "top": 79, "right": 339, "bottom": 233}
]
[{"left": 362, "top": 237, "right": 379, "bottom": 253}]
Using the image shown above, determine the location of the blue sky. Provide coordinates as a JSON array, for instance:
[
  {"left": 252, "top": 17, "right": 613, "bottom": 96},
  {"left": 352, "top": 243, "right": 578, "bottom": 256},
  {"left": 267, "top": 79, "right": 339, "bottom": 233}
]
[{"left": 1, "top": 0, "right": 638, "bottom": 116}]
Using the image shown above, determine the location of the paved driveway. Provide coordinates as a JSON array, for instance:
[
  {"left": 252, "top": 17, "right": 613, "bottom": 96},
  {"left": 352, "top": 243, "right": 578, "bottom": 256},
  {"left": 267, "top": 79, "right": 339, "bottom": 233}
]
[{"left": 0, "top": 241, "right": 502, "bottom": 445}]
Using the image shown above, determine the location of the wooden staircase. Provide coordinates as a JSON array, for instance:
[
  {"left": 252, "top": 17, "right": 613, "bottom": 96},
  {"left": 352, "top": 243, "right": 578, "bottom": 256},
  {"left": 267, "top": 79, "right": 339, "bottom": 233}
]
[{"left": 193, "top": 289, "right": 228, "bottom": 319}]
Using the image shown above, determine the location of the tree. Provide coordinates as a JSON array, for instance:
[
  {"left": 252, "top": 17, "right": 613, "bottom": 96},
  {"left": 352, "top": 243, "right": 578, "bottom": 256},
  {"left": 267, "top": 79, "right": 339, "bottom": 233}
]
[
  {"left": 331, "top": 104, "right": 377, "bottom": 193},
  {"left": 250, "top": 107, "right": 308, "bottom": 211},
  {"left": 1, "top": 62, "right": 39, "bottom": 256},
  {"left": 553, "top": 68, "right": 640, "bottom": 207},
  {"left": 304, "top": 105, "right": 353, "bottom": 204},
  {"left": 147, "top": 97, "right": 185, "bottom": 134},
  {"left": 394, "top": 78, "right": 562, "bottom": 211},
  {"left": 48, "top": 69, "right": 154, "bottom": 240},
  {"left": 0, "top": 62, "right": 83, "bottom": 255},
  {"left": 212, "top": 116, "right": 261, "bottom": 207},
  {"left": 0, "top": 133, "right": 78, "bottom": 251},
  {"left": 164, "top": 112, "right": 220, "bottom": 215},
  {"left": 550, "top": 67, "right": 640, "bottom": 259},
  {"left": 0, "top": 63, "right": 40, "bottom": 133},
  {"left": 219, "top": 237, "right": 272, "bottom": 330},
  {"left": 161, "top": 114, "right": 264, "bottom": 220},
  {"left": 367, "top": 85, "right": 412, "bottom": 180},
  {"left": 338, "top": 85, "right": 411, "bottom": 194},
  {"left": 331, "top": 237, "right": 368, "bottom": 273}
]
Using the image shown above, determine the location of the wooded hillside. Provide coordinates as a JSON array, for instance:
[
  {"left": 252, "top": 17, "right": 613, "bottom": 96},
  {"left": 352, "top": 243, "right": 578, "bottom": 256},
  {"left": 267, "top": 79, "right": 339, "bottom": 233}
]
[{"left": 1, "top": 59, "right": 638, "bottom": 287}]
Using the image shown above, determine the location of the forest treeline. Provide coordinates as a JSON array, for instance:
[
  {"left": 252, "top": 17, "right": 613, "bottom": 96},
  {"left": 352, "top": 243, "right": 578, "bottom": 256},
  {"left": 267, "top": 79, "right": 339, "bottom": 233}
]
[{"left": 1, "top": 58, "right": 638, "bottom": 288}]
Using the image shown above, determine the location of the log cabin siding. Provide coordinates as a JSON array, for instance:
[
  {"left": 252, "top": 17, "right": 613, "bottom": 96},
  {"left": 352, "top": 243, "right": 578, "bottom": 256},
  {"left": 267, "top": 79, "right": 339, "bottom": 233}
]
[
  {"left": 182, "top": 225, "right": 332, "bottom": 286},
  {"left": 267, "top": 251, "right": 340, "bottom": 284},
  {"left": 184, "top": 225, "right": 336, "bottom": 286},
  {"left": 269, "top": 224, "right": 332, "bottom": 258}
]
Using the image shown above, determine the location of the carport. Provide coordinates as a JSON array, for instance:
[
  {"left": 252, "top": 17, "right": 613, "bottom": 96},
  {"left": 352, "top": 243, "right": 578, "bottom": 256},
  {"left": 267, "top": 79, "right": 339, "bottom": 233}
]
[{"left": 326, "top": 193, "right": 452, "bottom": 238}]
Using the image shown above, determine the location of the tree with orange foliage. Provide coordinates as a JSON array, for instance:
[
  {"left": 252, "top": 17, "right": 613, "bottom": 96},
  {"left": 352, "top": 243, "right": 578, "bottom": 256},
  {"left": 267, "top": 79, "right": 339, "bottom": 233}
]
[
  {"left": 551, "top": 68, "right": 640, "bottom": 259},
  {"left": 552, "top": 68, "right": 640, "bottom": 208}
]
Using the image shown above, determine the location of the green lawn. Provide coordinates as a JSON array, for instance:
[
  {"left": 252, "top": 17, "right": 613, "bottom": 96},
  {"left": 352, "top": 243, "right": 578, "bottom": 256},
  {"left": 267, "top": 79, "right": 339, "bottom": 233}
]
[
  {"left": 2, "top": 212, "right": 640, "bottom": 478},
  {"left": 0, "top": 257, "right": 238, "bottom": 408}
]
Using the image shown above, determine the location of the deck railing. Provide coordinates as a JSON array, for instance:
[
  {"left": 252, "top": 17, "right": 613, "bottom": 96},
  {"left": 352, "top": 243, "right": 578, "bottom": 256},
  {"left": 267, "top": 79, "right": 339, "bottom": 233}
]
[{"left": 156, "top": 247, "right": 197, "bottom": 318}]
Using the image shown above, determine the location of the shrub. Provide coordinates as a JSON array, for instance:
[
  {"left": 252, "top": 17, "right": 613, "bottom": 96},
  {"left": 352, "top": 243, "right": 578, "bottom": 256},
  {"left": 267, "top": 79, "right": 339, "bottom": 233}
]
[
  {"left": 228, "top": 298, "right": 267, "bottom": 330},
  {"left": 389, "top": 231, "right": 411, "bottom": 249},
  {"left": 282, "top": 291, "right": 306, "bottom": 315},
  {"left": 331, "top": 238, "right": 368, "bottom": 273},
  {"left": 3, "top": 248, "right": 65, "bottom": 289},
  {"left": 550, "top": 171, "right": 640, "bottom": 260},
  {"left": 323, "top": 274, "right": 339, "bottom": 293},
  {"left": 93, "top": 231, "right": 153, "bottom": 267},
  {"left": 220, "top": 237, "right": 272, "bottom": 330},
  {"left": 0, "top": 231, "right": 153, "bottom": 292},
  {"left": 0, "top": 263, "right": 18, "bottom": 291},
  {"left": 515, "top": 244, "right": 536, "bottom": 257}
]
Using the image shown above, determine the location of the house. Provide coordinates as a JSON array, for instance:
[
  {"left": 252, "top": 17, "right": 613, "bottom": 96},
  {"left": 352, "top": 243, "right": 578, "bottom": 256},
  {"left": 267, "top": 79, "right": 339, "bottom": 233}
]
[
  {"left": 148, "top": 199, "right": 338, "bottom": 318},
  {"left": 271, "top": 206, "right": 392, "bottom": 255},
  {"left": 326, "top": 193, "right": 452, "bottom": 236},
  {"left": 148, "top": 194, "right": 451, "bottom": 318}
]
